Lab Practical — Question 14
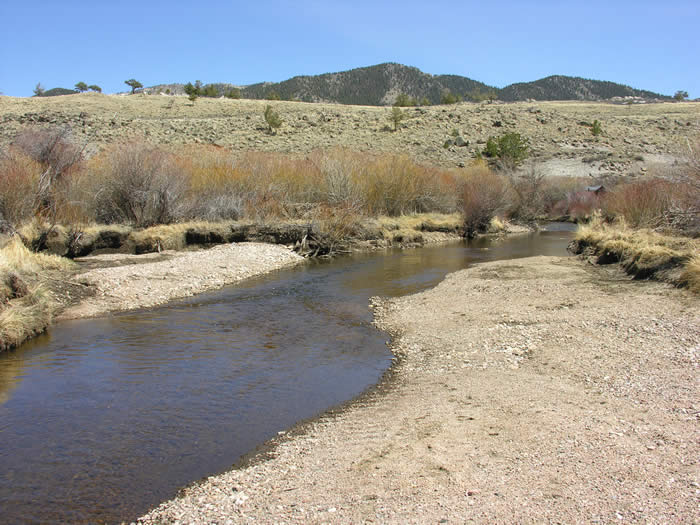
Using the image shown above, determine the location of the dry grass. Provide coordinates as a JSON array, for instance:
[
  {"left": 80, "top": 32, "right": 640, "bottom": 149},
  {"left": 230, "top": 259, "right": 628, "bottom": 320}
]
[
  {"left": 680, "top": 255, "right": 700, "bottom": 293},
  {"left": 2, "top": 235, "right": 74, "bottom": 273},
  {"left": 0, "top": 236, "right": 74, "bottom": 351},
  {"left": 129, "top": 221, "right": 235, "bottom": 252},
  {"left": 575, "top": 218, "right": 699, "bottom": 290}
]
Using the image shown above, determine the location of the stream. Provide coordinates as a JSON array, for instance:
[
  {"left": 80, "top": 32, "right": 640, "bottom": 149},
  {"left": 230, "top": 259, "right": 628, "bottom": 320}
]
[{"left": 0, "top": 227, "right": 575, "bottom": 524}]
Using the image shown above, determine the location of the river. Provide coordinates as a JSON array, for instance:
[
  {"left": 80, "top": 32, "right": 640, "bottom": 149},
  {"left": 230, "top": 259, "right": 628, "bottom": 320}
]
[{"left": 0, "top": 227, "right": 574, "bottom": 523}]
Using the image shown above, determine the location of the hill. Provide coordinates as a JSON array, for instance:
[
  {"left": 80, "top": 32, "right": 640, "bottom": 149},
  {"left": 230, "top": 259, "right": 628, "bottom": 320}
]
[
  {"left": 1, "top": 93, "right": 696, "bottom": 180},
  {"left": 140, "top": 64, "right": 669, "bottom": 105},
  {"left": 241, "top": 63, "right": 495, "bottom": 105},
  {"left": 499, "top": 75, "right": 669, "bottom": 102}
]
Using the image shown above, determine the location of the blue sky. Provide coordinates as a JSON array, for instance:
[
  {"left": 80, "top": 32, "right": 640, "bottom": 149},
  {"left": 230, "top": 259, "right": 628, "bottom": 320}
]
[{"left": 1, "top": 0, "right": 698, "bottom": 98}]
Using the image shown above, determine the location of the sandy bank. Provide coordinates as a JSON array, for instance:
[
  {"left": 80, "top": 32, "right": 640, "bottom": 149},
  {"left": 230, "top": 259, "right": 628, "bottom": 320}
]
[
  {"left": 58, "top": 242, "right": 304, "bottom": 319},
  {"left": 138, "top": 256, "right": 699, "bottom": 524}
]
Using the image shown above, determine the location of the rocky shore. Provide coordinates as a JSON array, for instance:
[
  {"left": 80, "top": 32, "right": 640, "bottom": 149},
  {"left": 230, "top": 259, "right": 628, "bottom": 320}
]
[{"left": 136, "top": 255, "right": 699, "bottom": 524}]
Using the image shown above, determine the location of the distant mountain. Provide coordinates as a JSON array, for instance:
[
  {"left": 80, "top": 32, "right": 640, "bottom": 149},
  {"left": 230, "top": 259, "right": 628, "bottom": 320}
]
[
  {"left": 141, "top": 64, "right": 669, "bottom": 105},
  {"left": 499, "top": 75, "right": 669, "bottom": 102},
  {"left": 241, "top": 63, "right": 495, "bottom": 105}
]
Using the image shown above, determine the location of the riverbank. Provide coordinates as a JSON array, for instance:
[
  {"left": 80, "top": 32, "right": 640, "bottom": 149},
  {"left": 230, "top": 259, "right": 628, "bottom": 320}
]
[
  {"left": 2, "top": 211, "right": 481, "bottom": 349},
  {"left": 138, "top": 255, "right": 699, "bottom": 524}
]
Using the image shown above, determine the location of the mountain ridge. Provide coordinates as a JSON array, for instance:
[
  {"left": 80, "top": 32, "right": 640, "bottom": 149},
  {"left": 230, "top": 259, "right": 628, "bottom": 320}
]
[{"left": 139, "top": 63, "right": 669, "bottom": 104}]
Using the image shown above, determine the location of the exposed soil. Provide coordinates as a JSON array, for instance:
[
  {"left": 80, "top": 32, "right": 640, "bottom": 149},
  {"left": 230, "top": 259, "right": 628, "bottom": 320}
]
[
  {"left": 1, "top": 94, "right": 698, "bottom": 177},
  {"left": 137, "top": 256, "right": 699, "bottom": 524}
]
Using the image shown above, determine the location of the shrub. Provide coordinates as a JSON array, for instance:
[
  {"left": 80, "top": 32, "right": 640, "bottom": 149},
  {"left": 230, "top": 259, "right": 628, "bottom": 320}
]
[
  {"left": 441, "top": 91, "right": 461, "bottom": 104},
  {"left": 507, "top": 167, "right": 546, "bottom": 220},
  {"left": 263, "top": 105, "right": 283, "bottom": 134},
  {"left": 92, "top": 144, "right": 186, "bottom": 227},
  {"left": 394, "top": 93, "right": 416, "bottom": 107},
  {"left": 592, "top": 120, "right": 602, "bottom": 136},
  {"left": 601, "top": 179, "right": 674, "bottom": 228},
  {"left": 74, "top": 82, "right": 88, "bottom": 93},
  {"left": 88, "top": 85, "right": 102, "bottom": 93},
  {"left": 184, "top": 81, "right": 201, "bottom": 102},
  {"left": 0, "top": 149, "right": 42, "bottom": 227},
  {"left": 202, "top": 84, "right": 218, "bottom": 97},
  {"left": 460, "top": 167, "right": 510, "bottom": 237},
  {"left": 483, "top": 132, "right": 529, "bottom": 170},
  {"left": 11, "top": 126, "right": 85, "bottom": 227},
  {"left": 389, "top": 107, "right": 406, "bottom": 131}
]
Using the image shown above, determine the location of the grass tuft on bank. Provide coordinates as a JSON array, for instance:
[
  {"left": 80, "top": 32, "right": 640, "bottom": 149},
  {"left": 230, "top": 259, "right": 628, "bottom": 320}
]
[
  {"left": 0, "top": 237, "right": 75, "bottom": 351},
  {"left": 573, "top": 218, "right": 699, "bottom": 290}
]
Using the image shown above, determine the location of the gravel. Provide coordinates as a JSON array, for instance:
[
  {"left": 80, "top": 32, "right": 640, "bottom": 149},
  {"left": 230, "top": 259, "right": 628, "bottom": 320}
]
[{"left": 59, "top": 242, "right": 304, "bottom": 319}]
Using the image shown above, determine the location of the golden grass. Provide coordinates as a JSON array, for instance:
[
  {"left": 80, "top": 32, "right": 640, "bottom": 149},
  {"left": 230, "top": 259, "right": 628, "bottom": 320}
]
[
  {"left": 576, "top": 218, "right": 699, "bottom": 291},
  {"left": 129, "top": 221, "right": 235, "bottom": 252},
  {"left": 0, "top": 285, "right": 53, "bottom": 350},
  {"left": 680, "top": 255, "right": 700, "bottom": 293},
  {"left": 1, "top": 236, "right": 75, "bottom": 273},
  {"left": 0, "top": 236, "right": 73, "bottom": 351}
]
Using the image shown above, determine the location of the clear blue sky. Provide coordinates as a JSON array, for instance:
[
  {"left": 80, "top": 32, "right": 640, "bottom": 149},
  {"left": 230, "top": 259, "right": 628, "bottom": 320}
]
[{"left": 1, "top": 0, "right": 698, "bottom": 98}]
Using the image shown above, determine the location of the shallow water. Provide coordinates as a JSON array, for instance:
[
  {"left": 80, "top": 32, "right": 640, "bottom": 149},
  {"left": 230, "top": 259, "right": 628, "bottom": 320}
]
[{"left": 0, "top": 229, "right": 574, "bottom": 524}]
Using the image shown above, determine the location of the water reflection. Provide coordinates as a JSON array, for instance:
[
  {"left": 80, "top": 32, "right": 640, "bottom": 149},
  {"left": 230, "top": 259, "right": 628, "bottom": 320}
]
[{"left": 0, "top": 229, "right": 573, "bottom": 524}]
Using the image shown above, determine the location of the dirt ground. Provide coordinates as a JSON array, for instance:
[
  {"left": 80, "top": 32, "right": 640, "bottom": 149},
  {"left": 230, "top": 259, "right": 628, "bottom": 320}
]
[
  {"left": 135, "top": 256, "right": 699, "bottom": 524},
  {"left": 1, "top": 94, "right": 698, "bottom": 177}
]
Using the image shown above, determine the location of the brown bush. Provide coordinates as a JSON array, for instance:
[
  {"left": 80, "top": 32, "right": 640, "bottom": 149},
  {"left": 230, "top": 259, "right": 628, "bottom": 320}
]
[
  {"left": 601, "top": 179, "right": 675, "bottom": 229},
  {"left": 12, "top": 126, "right": 84, "bottom": 221},
  {"left": 91, "top": 144, "right": 186, "bottom": 227},
  {"left": 460, "top": 167, "right": 510, "bottom": 237},
  {"left": 0, "top": 149, "right": 42, "bottom": 227}
]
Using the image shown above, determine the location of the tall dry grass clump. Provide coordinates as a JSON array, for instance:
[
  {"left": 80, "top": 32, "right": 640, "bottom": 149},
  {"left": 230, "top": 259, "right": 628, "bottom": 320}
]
[
  {"left": 0, "top": 236, "right": 74, "bottom": 351},
  {"left": 574, "top": 216, "right": 699, "bottom": 290}
]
